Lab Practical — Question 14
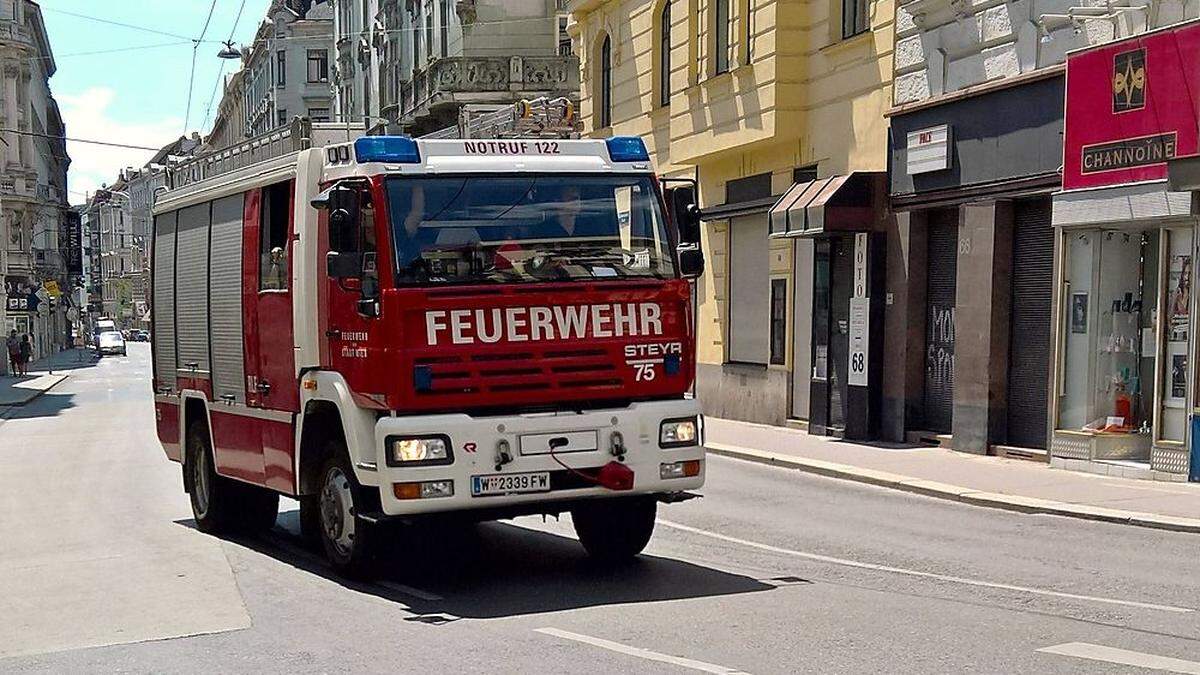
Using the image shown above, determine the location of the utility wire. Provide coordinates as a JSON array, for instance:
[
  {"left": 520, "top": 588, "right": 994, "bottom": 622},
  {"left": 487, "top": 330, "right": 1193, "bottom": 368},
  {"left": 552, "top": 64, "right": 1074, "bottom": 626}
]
[
  {"left": 21, "top": 40, "right": 193, "bottom": 63},
  {"left": 200, "top": 0, "right": 250, "bottom": 134},
  {"left": 1, "top": 128, "right": 163, "bottom": 152},
  {"left": 182, "top": 0, "right": 221, "bottom": 135},
  {"left": 39, "top": 6, "right": 193, "bottom": 41}
]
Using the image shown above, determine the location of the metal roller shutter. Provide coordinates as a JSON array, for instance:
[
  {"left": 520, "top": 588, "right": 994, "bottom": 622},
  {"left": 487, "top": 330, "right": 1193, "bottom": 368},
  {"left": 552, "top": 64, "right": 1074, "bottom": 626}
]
[
  {"left": 175, "top": 203, "right": 211, "bottom": 374},
  {"left": 924, "top": 217, "right": 957, "bottom": 433},
  {"left": 209, "top": 194, "right": 245, "bottom": 403},
  {"left": 152, "top": 211, "right": 177, "bottom": 389},
  {"left": 1006, "top": 197, "right": 1053, "bottom": 449}
]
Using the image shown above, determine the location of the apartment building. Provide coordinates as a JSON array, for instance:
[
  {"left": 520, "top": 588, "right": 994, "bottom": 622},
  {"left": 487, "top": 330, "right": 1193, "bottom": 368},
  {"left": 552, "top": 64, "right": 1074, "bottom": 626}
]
[
  {"left": 570, "top": 0, "right": 895, "bottom": 433},
  {"left": 0, "top": 0, "right": 72, "bottom": 370},
  {"left": 335, "top": 0, "right": 578, "bottom": 135}
]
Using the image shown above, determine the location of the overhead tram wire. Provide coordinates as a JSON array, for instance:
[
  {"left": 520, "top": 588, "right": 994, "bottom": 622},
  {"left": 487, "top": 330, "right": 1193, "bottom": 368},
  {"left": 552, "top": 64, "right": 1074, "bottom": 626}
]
[
  {"left": 182, "top": 0, "right": 221, "bottom": 135},
  {"left": 201, "top": 0, "right": 249, "bottom": 133},
  {"left": 39, "top": 6, "right": 193, "bottom": 41},
  {"left": 0, "top": 128, "right": 163, "bottom": 152}
]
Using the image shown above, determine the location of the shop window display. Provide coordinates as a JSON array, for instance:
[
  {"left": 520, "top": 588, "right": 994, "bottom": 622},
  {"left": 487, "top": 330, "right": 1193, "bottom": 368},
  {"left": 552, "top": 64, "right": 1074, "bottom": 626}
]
[{"left": 1057, "top": 227, "right": 1192, "bottom": 460}]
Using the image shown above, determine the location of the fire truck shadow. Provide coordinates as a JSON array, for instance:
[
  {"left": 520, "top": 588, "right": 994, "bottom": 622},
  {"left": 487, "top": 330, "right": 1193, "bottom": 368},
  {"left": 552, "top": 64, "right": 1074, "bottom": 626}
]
[{"left": 182, "top": 508, "right": 777, "bottom": 619}]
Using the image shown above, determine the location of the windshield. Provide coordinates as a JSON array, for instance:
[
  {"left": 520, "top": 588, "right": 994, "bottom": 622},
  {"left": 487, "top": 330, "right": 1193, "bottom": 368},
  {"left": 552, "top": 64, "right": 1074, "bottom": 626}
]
[{"left": 385, "top": 175, "right": 676, "bottom": 285}]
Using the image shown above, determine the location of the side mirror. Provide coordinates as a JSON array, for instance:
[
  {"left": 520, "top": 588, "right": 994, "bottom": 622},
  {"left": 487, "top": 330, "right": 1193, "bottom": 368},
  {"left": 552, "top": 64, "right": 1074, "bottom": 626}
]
[
  {"left": 670, "top": 185, "right": 702, "bottom": 245},
  {"left": 677, "top": 244, "right": 705, "bottom": 279},
  {"left": 326, "top": 251, "right": 362, "bottom": 279},
  {"left": 325, "top": 184, "right": 361, "bottom": 252}
]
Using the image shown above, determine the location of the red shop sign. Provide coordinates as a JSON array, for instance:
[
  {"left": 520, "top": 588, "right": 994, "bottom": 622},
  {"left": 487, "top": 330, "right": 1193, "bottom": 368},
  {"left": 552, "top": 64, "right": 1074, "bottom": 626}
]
[{"left": 1062, "top": 21, "right": 1200, "bottom": 191}]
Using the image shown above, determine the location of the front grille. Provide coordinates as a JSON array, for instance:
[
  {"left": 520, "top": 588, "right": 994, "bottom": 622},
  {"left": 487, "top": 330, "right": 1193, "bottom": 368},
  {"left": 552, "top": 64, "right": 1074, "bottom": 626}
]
[{"left": 414, "top": 347, "right": 620, "bottom": 397}]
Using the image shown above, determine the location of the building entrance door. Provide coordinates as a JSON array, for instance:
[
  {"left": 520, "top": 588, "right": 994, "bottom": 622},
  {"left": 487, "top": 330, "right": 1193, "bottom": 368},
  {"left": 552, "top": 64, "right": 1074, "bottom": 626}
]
[{"left": 924, "top": 217, "right": 958, "bottom": 433}]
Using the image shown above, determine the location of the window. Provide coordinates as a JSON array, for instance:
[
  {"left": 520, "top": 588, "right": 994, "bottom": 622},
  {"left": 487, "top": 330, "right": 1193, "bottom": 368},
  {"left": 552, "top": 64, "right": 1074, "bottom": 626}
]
[
  {"left": 558, "top": 16, "right": 572, "bottom": 56},
  {"left": 277, "top": 108, "right": 288, "bottom": 128},
  {"left": 441, "top": 0, "right": 451, "bottom": 57},
  {"left": 426, "top": 13, "right": 434, "bottom": 62},
  {"left": 259, "top": 182, "right": 291, "bottom": 291},
  {"left": 842, "top": 0, "right": 869, "bottom": 39},
  {"left": 276, "top": 50, "right": 286, "bottom": 87},
  {"left": 794, "top": 165, "right": 819, "bottom": 183},
  {"left": 659, "top": 1, "right": 672, "bottom": 107},
  {"left": 307, "top": 49, "right": 329, "bottom": 82},
  {"left": 715, "top": 0, "right": 730, "bottom": 74},
  {"left": 727, "top": 214, "right": 770, "bottom": 364},
  {"left": 599, "top": 35, "right": 612, "bottom": 128},
  {"left": 770, "top": 278, "right": 787, "bottom": 365}
]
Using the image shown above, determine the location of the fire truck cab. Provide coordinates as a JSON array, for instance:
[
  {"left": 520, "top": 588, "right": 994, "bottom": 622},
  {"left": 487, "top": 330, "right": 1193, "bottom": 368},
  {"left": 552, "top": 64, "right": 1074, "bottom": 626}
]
[{"left": 152, "top": 117, "right": 706, "bottom": 576}]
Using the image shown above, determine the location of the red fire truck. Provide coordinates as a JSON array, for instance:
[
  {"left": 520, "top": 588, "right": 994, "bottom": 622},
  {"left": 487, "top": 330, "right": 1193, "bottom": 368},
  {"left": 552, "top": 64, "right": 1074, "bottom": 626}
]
[{"left": 152, "top": 114, "right": 705, "bottom": 576}]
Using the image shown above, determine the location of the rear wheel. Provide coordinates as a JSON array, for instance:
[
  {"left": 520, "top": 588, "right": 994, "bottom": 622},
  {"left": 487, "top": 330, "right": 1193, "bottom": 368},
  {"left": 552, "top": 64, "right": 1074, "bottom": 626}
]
[
  {"left": 571, "top": 496, "right": 657, "bottom": 563},
  {"left": 187, "top": 420, "right": 237, "bottom": 534},
  {"left": 316, "top": 446, "right": 378, "bottom": 578}
]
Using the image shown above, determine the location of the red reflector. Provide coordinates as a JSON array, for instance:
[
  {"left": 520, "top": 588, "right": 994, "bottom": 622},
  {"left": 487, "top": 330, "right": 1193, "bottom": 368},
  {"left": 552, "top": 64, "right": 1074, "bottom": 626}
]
[{"left": 597, "top": 461, "right": 635, "bottom": 491}]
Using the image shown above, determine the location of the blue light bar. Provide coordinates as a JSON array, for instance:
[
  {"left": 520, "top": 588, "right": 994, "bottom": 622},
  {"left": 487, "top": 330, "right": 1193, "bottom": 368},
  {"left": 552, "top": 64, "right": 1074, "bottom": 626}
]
[
  {"left": 606, "top": 136, "right": 650, "bottom": 162},
  {"left": 354, "top": 136, "right": 421, "bottom": 164}
]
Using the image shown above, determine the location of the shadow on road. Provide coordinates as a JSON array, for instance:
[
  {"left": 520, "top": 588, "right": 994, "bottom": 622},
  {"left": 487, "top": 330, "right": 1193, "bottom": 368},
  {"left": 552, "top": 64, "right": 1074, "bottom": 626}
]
[
  {"left": 177, "top": 508, "right": 774, "bottom": 620},
  {"left": 0, "top": 390, "right": 78, "bottom": 421}
]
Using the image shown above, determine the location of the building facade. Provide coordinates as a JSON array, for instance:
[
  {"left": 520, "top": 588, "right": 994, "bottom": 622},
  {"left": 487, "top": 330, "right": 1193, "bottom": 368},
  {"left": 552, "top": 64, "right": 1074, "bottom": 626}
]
[
  {"left": 1052, "top": 19, "right": 1200, "bottom": 482},
  {"left": 884, "top": 0, "right": 1198, "bottom": 458},
  {"left": 205, "top": 0, "right": 333, "bottom": 150},
  {"left": 335, "top": 0, "right": 578, "bottom": 135},
  {"left": 570, "top": 0, "right": 896, "bottom": 431},
  {"left": 0, "top": 0, "right": 72, "bottom": 371}
]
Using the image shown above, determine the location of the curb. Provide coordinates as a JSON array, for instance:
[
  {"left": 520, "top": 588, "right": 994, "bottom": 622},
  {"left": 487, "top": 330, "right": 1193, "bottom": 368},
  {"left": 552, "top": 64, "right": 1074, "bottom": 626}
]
[{"left": 706, "top": 442, "right": 1200, "bottom": 535}]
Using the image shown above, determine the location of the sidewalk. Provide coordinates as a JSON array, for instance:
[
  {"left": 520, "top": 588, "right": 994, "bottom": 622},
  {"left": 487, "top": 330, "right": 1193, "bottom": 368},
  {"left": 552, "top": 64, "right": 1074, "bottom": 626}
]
[
  {"left": 706, "top": 417, "right": 1200, "bottom": 534},
  {"left": 0, "top": 349, "right": 85, "bottom": 406}
]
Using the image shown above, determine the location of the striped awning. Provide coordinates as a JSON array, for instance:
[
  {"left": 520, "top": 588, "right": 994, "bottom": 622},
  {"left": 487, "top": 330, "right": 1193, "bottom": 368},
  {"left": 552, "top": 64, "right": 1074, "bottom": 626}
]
[{"left": 769, "top": 172, "right": 883, "bottom": 237}]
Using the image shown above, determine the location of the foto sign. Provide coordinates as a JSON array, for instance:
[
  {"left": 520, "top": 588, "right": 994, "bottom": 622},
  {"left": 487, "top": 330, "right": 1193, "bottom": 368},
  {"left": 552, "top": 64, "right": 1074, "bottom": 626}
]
[
  {"left": 906, "top": 124, "right": 951, "bottom": 175},
  {"left": 848, "top": 233, "right": 869, "bottom": 387}
]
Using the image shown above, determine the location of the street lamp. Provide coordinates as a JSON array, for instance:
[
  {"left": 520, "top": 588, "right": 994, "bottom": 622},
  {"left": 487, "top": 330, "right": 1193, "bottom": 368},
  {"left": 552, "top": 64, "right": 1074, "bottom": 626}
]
[{"left": 218, "top": 41, "right": 242, "bottom": 60}]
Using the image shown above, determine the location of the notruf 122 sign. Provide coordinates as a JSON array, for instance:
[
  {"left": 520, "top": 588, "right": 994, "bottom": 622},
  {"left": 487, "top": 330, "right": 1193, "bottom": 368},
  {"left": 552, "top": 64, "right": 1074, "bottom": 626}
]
[{"left": 1062, "top": 22, "right": 1200, "bottom": 191}]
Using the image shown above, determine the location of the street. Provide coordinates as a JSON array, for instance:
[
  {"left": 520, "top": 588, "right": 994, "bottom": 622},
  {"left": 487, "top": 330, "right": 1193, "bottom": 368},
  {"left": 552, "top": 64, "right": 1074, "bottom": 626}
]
[{"left": 0, "top": 346, "right": 1196, "bottom": 673}]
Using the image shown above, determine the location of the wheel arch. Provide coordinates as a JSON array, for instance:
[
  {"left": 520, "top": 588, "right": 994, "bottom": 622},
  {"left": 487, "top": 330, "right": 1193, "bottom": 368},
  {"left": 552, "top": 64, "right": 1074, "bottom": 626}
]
[{"left": 295, "top": 371, "right": 379, "bottom": 495}]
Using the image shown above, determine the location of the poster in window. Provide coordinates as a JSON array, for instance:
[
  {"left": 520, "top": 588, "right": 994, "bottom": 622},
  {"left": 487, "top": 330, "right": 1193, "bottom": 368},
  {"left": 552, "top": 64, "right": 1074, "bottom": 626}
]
[
  {"left": 1070, "top": 293, "right": 1089, "bottom": 334},
  {"left": 1169, "top": 255, "right": 1191, "bottom": 342},
  {"left": 1172, "top": 353, "right": 1187, "bottom": 399}
]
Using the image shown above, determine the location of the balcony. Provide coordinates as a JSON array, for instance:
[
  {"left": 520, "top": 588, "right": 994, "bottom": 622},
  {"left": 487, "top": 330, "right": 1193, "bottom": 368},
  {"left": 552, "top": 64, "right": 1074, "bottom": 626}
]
[
  {"left": 399, "top": 55, "right": 579, "bottom": 134},
  {"left": 0, "top": 21, "right": 35, "bottom": 51},
  {"left": 0, "top": 174, "right": 35, "bottom": 201}
]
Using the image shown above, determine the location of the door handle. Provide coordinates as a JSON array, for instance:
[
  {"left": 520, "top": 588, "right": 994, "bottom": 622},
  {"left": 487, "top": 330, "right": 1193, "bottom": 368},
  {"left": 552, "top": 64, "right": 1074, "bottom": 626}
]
[
  {"left": 257, "top": 380, "right": 271, "bottom": 395},
  {"left": 220, "top": 394, "right": 236, "bottom": 404}
]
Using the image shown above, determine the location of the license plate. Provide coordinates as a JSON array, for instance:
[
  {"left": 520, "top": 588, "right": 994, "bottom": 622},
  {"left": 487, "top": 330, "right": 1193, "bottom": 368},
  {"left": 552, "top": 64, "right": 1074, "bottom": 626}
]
[{"left": 471, "top": 471, "right": 551, "bottom": 497}]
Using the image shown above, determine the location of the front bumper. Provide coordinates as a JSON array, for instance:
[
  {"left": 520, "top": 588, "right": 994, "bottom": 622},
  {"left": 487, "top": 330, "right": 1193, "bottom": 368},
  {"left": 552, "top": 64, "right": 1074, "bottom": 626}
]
[{"left": 371, "top": 399, "right": 704, "bottom": 517}]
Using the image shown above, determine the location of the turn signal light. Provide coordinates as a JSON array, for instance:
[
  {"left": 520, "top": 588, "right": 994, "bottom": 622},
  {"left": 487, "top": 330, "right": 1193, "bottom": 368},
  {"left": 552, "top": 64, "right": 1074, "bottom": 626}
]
[
  {"left": 392, "top": 480, "right": 454, "bottom": 500},
  {"left": 660, "top": 460, "right": 701, "bottom": 479}
]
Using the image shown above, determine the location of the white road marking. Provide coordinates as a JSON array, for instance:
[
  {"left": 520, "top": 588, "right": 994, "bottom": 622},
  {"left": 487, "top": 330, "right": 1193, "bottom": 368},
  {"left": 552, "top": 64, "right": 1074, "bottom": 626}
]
[
  {"left": 535, "top": 627, "right": 751, "bottom": 674},
  {"left": 657, "top": 519, "right": 1194, "bottom": 614},
  {"left": 1038, "top": 642, "right": 1200, "bottom": 673},
  {"left": 377, "top": 580, "right": 444, "bottom": 602}
]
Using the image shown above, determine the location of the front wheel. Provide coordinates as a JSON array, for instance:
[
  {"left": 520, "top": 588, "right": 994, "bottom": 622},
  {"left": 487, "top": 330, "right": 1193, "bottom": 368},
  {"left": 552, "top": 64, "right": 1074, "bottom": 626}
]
[
  {"left": 571, "top": 496, "right": 657, "bottom": 563},
  {"left": 316, "top": 450, "right": 378, "bottom": 578}
]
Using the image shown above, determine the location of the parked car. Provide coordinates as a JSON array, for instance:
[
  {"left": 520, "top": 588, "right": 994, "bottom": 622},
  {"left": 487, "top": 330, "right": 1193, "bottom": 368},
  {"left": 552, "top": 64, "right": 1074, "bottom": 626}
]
[
  {"left": 135, "top": 330, "right": 151, "bottom": 342},
  {"left": 96, "top": 330, "right": 126, "bottom": 356}
]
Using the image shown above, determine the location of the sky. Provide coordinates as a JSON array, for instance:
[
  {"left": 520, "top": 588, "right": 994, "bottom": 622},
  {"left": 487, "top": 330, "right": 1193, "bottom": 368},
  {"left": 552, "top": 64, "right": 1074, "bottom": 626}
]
[{"left": 37, "top": 0, "right": 272, "bottom": 203}]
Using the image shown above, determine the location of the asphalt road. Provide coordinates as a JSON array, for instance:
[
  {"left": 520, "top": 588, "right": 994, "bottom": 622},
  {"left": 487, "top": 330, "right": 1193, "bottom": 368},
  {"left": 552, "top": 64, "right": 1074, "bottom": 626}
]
[{"left": 2, "top": 344, "right": 1199, "bottom": 673}]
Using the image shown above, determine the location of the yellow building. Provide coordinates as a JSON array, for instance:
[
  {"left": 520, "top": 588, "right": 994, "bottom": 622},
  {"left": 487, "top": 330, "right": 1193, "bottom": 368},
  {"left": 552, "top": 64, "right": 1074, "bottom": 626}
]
[{"left": 569, "top": 0, "right": 894, "bottom": 432}]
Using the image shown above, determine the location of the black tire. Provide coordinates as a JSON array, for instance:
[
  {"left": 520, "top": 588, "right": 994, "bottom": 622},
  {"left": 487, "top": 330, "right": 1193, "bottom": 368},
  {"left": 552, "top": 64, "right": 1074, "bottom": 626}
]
[
  {"left": 186, "top": 420, "right": 238, "bottom": 534},
  {"left": 315, "top": 446, "right": 378, "bottom": 578},
  {"left": 571, "top": 496, "right": 657, "bottom": 563}
]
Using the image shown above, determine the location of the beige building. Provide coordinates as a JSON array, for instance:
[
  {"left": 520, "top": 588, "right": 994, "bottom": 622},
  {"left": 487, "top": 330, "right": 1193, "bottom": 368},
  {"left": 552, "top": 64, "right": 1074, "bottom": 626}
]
[{"left": 569, "top": 0, "right": 894, "bottom": 429}]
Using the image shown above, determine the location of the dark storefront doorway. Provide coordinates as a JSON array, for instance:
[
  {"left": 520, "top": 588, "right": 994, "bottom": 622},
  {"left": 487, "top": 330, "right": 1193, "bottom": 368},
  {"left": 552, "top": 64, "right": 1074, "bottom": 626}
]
[
  {"left": 811, "top": 237, "right": 853, "bottom": 433},
  {"left": 1006, "top": 197, "right": 1054, "bottom": 448},
  {"left": 924, "top": 215, "right": 958, "bottom": 433}
]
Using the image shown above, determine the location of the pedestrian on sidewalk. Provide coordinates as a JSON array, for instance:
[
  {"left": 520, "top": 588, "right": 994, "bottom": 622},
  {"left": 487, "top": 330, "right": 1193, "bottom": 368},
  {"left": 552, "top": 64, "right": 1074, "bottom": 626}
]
[
  {"left": 17, "top": 334, "right": 32, "bottom": 376},
  {"left": 6, "top": 329, "right": 19, "bottom": 377}
]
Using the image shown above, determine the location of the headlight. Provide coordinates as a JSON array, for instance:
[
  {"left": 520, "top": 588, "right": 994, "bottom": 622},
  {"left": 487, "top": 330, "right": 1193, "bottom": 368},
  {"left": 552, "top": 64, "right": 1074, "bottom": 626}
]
[
  {"left": 387, "top": 435, "right": 453, "bottom": 466},
  {"left": 660, "top": 417, "right": 699, "bottom": 448}
]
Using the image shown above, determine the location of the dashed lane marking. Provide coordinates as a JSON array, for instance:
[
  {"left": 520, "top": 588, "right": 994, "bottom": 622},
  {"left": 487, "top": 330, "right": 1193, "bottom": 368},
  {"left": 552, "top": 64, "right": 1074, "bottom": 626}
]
[
  {"left": 1037, "top": 642, "right": 1200, "bottom": 673},
  {"left": 657, "top": 519, "right": 1194, "bottom": 614},
  {"left": 534, "top": 627, "right": 751, "bottom": 674}
]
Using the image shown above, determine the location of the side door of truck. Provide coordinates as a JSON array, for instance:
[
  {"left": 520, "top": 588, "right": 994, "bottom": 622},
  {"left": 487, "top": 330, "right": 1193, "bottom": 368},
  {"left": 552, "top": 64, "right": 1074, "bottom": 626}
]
[{"left": 242, "top": 181, "right": 301, "bottom": 492}]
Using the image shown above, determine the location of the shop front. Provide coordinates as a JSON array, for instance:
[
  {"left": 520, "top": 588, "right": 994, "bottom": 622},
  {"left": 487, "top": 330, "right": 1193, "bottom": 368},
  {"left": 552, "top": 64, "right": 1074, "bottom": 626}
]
[
  {"left": 768, "top": 172, "right": 888, "bottom": 440},
  {"left": 1050, "top": 22, "right": 1200, "bottom": 481},
  {"left": 885, "top": 74, "right": 1064, "bottom": 453}
]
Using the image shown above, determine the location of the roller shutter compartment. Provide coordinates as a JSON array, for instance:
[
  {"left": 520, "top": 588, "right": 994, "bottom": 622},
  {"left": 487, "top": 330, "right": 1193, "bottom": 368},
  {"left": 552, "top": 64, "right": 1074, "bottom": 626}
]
[
  {"left": 208, "top": 194, "right": 245, "bottom": 403},
  {"left": 175, "top": 203, "right": 211, "bottom": 375},
  {"left": 152, "top": 211, "right": 178, "bottom": 389}
]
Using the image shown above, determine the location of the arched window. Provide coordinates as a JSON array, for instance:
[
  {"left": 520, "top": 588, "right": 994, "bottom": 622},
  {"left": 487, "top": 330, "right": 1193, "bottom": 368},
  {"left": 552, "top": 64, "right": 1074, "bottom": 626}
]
[
  {"left": 599, "top": 35, "right": 612, "bottom": 128},
  {"left": 659, "top": 1, "right": 671, "bottom": 107}
]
